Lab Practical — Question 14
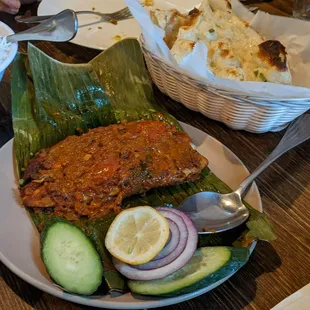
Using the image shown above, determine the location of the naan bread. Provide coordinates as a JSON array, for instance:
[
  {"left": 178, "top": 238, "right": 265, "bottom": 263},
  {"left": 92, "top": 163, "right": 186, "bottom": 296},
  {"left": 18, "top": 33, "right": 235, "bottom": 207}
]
[
  {"left": 150, "top": 8, "right": 201, "bottom": 48},
  {"left": 150, "top": 0, "right": 292, "bottom": 85}
]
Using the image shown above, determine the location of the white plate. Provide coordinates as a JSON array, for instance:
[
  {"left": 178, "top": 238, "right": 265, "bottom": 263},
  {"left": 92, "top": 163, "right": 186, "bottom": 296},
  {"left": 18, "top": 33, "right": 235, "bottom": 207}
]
[
  {"left": 0, "top": 22, "right": 18, "bottom": 81},
  {"left": 38, "top": 0, "right": 201, "bottom": 50},
  {"left": 0, "top": 122, "right": 262, "bottom": 309}
]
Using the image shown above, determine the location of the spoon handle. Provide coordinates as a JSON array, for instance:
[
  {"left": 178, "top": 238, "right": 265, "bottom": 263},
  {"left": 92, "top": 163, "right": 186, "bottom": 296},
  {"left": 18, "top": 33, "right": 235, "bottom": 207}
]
[
  {"left": 236, "top": 114, "right": 310, "bottom": 196},
  {"left": 7, "top": 20, "right": 56, "bottom": 42}
]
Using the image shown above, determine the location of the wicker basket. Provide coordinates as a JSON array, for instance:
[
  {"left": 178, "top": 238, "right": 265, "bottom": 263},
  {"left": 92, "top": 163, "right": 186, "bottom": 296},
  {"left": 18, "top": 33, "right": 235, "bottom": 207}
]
[{"left": 141, "top": 42, "right": 310, "bottom": 133}]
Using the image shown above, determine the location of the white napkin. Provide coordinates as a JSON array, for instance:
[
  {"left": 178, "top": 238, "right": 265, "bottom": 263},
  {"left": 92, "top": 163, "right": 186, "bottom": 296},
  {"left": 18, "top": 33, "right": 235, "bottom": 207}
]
[
  {"left": 126, "top": 0, "right": 310, "bottom": 99},
  {"left": 271, "top": 283, "right": 310, "bottom": 310}
]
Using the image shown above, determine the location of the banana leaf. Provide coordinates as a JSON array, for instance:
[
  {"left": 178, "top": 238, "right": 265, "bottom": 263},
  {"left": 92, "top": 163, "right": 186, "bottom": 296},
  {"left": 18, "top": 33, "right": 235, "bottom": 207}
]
[
  {"left": 90, "top": 39, "right": 180, "bottom": 128},
  {"left": 11, "top": 52, "right": 114, "bottom": 178},
  {"left": 11, "top": 39, "right": 275, "bottom": 295}
]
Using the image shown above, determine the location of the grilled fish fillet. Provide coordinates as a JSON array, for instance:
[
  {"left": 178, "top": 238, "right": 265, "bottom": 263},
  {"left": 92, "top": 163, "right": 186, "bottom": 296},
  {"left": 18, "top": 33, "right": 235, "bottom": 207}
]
[{"left": 20, "top": 120, "right": 208, "bottom": 220}]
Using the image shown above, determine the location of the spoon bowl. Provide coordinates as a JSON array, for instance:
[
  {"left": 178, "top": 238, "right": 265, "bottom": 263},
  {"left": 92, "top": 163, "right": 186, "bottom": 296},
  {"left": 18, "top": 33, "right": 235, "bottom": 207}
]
[
  {"left": 180, "top": 191, "right": 249, "bottom": 233},
  {"left": 179, "top": 114, "right": 310, "bottom": 234},
  {"left": 6, "top": 9, "right": 78, "bottom": 43}
]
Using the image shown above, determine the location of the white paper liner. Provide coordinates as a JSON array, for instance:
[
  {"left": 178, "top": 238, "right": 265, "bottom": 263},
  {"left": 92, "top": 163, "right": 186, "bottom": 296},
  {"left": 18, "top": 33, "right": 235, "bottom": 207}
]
[{"left": 126, "top": 0, "right": 310, "bottom": 99}]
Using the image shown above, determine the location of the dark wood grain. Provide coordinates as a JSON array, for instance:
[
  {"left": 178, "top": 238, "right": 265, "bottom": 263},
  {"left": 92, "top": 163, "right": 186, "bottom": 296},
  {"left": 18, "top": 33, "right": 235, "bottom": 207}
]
[{"left": 1, "top": 1, "right": 310, "bottom": 310}]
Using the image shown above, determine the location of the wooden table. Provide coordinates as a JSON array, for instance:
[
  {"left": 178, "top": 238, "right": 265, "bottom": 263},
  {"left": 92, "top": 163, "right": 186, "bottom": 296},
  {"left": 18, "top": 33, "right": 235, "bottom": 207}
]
[{"left": 1, "top": 1, "right": 309, "bottom": 309}]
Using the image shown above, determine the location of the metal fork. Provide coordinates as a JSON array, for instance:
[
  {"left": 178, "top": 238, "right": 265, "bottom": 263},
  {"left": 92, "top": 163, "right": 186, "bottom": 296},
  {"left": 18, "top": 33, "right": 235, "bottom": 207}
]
[{"left": 15, "top": 7, "right": 133, "bottom": 24}]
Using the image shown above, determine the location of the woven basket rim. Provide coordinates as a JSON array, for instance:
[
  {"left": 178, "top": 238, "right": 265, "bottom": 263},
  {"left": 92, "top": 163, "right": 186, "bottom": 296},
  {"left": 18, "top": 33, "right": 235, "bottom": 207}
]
[{"left": 140, "top": 37, "right": 310, "bottom": 106}]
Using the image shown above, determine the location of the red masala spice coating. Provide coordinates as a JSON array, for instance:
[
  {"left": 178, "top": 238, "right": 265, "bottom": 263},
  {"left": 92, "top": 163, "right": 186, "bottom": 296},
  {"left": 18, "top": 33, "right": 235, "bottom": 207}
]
[{"left": 20, "top": 120, "right": 208, "bottom": 220}]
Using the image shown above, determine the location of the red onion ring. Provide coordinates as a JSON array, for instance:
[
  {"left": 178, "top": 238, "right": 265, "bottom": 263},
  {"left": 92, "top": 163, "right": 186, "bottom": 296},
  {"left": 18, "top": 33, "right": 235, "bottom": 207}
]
[
  {"left": 135, "top": 210, "right": 187, "bottom": 270},
  {"left": 113, "top": 207, "right": 198, "bottom": 281},
  {"left": 153, "top": 218, "right": 180, "bottom": 260}
]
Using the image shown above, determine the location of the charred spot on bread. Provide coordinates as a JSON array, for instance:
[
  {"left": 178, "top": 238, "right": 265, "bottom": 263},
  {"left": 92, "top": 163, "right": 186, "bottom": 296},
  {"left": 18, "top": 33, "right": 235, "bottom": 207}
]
[
  {"left": 243, "top": 21, "right": 249, "bottom": 28},
  {"left": 258, "top": 40, "right": 288, "bottom": 72},
  {"left": 224, "top": 0, "right": 232, "bottom": 10},
  {"left": 188, "top": 7, "right": 201, "bottom": 18},
  {"left": 220, "top": 49, "right": 230, "bottom": 57}
]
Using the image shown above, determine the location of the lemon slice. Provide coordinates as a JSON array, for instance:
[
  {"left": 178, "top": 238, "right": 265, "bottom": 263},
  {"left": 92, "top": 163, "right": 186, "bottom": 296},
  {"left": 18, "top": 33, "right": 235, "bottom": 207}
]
[{"left": 105, "top": 206, "right": 170, "bottom": 265}]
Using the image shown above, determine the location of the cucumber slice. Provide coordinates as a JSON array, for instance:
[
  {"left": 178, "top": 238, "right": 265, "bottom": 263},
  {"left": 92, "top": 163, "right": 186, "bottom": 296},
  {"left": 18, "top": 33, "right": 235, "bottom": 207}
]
[
  {"left": 41, "top": 218, "right": 103, "bottom": 295},
  {"left": 128, "top": 246, "right": 249, "bottom": 296}
]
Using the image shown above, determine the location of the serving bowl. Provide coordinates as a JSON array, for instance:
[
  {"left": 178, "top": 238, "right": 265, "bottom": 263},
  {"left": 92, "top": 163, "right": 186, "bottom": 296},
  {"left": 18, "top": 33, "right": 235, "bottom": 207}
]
[
  {"left": 141, "top": 41, "right": 310, "bottom": 134},
  {"left": 0, "top": 22, "right": 18, "bottom": 82}
]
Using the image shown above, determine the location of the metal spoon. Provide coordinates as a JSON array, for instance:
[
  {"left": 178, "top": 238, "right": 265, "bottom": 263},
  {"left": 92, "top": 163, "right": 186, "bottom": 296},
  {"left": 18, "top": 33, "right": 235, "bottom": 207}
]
[
  {"left": 179, "top": 114, "right": 310, "bottom": 234},
  {"left": 6, "top": 9, "right": 78, "bottom": 43}
]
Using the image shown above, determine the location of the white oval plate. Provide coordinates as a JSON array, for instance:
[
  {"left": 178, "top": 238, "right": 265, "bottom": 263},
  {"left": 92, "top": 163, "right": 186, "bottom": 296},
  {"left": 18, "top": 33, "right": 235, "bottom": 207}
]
[
  {"left": 38, "top": 0, "right": 201, "bottom": 50},
  {"left": 0, "top": 122, "right": 262, "bottom": 309}
]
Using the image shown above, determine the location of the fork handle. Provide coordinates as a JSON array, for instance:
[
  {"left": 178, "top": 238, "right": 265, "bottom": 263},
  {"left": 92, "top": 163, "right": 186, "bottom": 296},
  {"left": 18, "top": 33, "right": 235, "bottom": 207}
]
[
  {"left": 236, "top": 114, "right": 310, "bottom": 196},
  {"left": 15, "top": 11, "right": 97, "bottom": 24},
  {"left": 15, "top": 15, "right": 53, "bottom": 24},
  {"left": 16, "top": 11, "right": 110, "bottom": 24}
]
